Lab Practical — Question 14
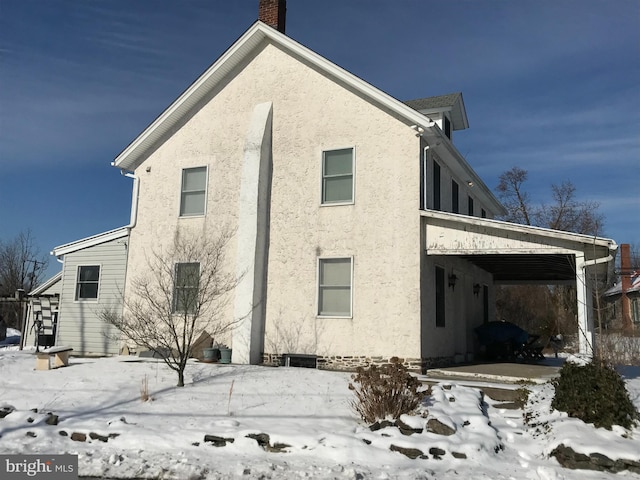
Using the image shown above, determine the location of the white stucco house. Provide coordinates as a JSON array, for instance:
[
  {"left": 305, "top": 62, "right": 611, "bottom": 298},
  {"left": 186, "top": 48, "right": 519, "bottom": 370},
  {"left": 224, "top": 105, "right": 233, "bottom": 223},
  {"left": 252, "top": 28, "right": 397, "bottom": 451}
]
[
  {"left": 109, "top": 2, "right": 617, "bottom": 370},
  {"left": 26, "top": 228, "right": 128, "bottom": 356}
]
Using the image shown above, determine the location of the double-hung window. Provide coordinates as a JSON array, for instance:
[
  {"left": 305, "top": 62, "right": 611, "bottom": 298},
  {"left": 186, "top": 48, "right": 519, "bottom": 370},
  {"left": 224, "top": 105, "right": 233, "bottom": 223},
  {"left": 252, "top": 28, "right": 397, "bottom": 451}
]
[
  {"left": 173, "top": 262, "right": 200, "bottom": 314},
  {"left": 75, "top": 265, "right": 100, "bottom": 301},
  {"left": 318, "top": 258, "right": 352, "bottom": 317},
  {"left": 180, "top": 167, "right": 207, "bottom": 216},
  {"left": 322, "top": 148, "right": 354, "bottom": 204}
]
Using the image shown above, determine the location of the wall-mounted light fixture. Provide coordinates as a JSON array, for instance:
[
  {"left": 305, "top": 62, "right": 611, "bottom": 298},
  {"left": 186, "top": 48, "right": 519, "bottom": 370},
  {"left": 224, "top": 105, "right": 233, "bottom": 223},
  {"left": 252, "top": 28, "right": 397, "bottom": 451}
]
[
  {"left": 448, "top": 273, "right": 457, "bottom": 290},
  {"left": 473, "top": 283, "right": 481, "bottom": 296}
]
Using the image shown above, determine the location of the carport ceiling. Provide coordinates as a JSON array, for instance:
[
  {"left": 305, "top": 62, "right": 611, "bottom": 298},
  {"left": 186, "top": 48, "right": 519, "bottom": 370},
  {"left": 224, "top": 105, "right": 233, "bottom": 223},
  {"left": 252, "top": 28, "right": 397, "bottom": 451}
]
[{"left": 460, "top": 253, "right": 576, "bottom": 283}]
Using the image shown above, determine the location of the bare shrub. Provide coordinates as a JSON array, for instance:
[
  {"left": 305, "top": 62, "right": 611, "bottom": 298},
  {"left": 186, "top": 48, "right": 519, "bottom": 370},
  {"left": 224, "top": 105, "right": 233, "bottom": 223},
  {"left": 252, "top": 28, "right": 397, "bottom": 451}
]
[
  {"left": 348, "top": 358, "right": 424, "bottom": 424},
  {"left": 597, "top": 331, "right": 640, "bottom": 366},
  {"left": 102, "top": 229, "right": 244, "bottom": 387}
]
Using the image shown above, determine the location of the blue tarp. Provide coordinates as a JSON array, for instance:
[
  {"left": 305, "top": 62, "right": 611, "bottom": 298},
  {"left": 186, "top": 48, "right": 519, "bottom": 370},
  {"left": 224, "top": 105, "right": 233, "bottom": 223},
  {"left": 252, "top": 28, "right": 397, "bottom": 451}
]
[
  {"left": 475, "top": 321, "right": 529, "bottom": 347},
  {"left": 0, "top": 335, "right": 20, "bottom": 346}
]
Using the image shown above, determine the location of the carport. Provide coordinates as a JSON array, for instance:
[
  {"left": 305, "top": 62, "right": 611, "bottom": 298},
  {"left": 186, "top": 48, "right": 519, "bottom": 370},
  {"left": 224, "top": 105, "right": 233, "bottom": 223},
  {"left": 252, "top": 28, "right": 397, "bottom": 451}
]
[{"left": 422, "top": 210, "right": 618, "bottom": 356}]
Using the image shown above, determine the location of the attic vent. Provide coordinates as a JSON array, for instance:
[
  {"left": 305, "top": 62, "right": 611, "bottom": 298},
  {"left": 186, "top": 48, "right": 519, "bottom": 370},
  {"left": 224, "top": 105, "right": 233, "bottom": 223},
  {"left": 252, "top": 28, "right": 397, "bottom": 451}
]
[{"left": 258, "top": 0, "right": 286, "bottom": 33}]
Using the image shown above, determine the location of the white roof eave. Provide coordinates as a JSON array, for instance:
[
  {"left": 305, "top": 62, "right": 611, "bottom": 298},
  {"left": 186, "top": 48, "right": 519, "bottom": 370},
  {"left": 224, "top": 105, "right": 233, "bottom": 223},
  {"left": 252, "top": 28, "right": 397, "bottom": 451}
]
[
  {"left": 422, "top": 129, "right": 506, "bottom": 216},
  {"left": 28, "top": 271, "right": 62, "bottom": 296},
  {"left": 112, "top": 21, "right": 443, "bottom": 172},
  {"left": 52, "top": 227, "right": 129, "bottom": 258}
]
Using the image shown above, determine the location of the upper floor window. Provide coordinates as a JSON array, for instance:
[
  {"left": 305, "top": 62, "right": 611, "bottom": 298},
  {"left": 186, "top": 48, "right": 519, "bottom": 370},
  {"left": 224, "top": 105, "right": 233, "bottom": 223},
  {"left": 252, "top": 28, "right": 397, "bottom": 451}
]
[
  {"left": 322, "top": 148, "right": 354, "bottom": 204},
  {"left": 75, "top": 265, "right": 100, "bottom": 301},
  {"left": 180, "top": 167, "right": 207, "bottom": 216},
  {"left": 173, "top": 262, "right": 200, "bottom": 314},
  {"left": 318, "top": 257, "right": 352, "bottom": 317},
  {"left": 452, "top": 180, "right": 459, "bottom": 213},
  {"left": 433, "top": 161, "right": 441, "bottom": 211},
  {"left": 481, "top": 208, "right": 487, "bottom": 218},
  {"left": 468, "top": 195, "right": 474, "bottom": 216}
]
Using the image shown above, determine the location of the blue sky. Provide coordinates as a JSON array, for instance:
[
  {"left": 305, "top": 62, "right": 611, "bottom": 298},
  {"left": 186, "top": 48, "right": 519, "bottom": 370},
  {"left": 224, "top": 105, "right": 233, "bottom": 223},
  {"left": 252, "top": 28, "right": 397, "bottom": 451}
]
[{"left": 1, "top": 0, "right": 639, "bottom": 280}]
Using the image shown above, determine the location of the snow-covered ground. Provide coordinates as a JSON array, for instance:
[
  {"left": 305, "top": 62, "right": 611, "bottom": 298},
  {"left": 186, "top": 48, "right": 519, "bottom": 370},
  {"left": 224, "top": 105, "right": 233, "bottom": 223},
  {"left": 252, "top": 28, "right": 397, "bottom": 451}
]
[{"left": 1, "top": 347, "right": 639, "bottom": 479}]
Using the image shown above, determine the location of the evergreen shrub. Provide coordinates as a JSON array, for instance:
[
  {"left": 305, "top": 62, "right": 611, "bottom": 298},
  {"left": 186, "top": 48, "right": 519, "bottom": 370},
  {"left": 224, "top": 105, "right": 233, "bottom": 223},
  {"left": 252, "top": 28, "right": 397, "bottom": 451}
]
[{"left": 551, "top": 361, "right": 639, "bottom": 430}]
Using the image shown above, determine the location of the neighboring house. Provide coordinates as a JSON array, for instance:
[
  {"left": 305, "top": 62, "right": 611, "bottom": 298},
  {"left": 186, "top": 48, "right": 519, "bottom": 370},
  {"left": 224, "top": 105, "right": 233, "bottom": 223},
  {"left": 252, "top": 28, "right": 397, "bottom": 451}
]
[
  {"left": 29, "top": 228, "right": 129, "bottom": 356},
  {"left": 604, "top": 273, "right": 640, "bottom": 327},
  {"left": 110, "top": 1, "right": 617, "bottom": 370},
  {"left": 604, "top": 244, "right": 639, "bottom": 328}
]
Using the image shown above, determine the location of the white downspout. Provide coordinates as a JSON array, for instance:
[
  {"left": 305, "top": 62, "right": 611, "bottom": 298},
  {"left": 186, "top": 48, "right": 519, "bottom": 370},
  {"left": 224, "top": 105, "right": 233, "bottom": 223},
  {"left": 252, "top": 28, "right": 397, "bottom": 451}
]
[
  {"left": 575, "top": 242, "right": 617, "bottom": 357},
  {"left": 122, "top": 171, "right": 139, "bottom": 230},
  {"left": 423, "top": 145, "right": 430, "bottom": 210}
]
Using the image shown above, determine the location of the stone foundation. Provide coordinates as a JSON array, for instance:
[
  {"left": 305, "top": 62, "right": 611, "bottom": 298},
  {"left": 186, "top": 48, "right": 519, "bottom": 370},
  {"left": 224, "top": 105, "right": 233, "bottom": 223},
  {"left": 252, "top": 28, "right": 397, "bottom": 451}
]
[{"left": 262, "top": 353, "right": 456, "bottom": 373}]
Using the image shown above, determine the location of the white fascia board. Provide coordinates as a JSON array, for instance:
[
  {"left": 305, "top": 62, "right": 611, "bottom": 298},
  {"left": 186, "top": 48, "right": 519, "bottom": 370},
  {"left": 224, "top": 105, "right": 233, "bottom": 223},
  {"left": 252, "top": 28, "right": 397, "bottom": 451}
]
[
  {"left": 112, "top": 23, "right": 269, "bottom": 171},
  {"left": 112, "top": 21, "right": 439, "bottom": 171},
  {"left": 52, "top": 227, "right": 129, "bottom": 258},
  {"left": 423, "top": 128, "right": 506, "bottom": 216},
  {"left": 421, "top": 210, "right": 618, "bottom": 251}
]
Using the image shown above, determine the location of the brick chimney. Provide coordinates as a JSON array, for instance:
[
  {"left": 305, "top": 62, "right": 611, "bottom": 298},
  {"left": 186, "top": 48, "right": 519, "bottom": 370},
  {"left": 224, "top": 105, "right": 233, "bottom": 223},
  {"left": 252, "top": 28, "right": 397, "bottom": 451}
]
[
  {"left": 620, "top": 243, "right": 633, "bottom": 331},
  {"left": 259, "top": 0, "right": 286, "bottom": 33}
]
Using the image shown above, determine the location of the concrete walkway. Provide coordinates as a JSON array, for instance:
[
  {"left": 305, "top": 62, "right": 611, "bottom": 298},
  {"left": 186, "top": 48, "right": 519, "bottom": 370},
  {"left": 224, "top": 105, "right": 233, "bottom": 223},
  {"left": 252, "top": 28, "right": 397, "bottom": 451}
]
[{"left": 424, "top": 360, "right": 563, "bottom": 385}]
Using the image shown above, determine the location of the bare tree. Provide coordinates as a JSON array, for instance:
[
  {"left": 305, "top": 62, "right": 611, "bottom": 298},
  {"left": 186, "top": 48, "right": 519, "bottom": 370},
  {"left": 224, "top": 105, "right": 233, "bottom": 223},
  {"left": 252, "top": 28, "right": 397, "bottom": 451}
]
[
  {"left": 536, "top": 181, "right": 603, "bottom": 235},
  {"left": 0, "top": 230, "right": 49, "bottom": 328},
  {"left": 496, "top": 167, "right": 603, "bottom": 235},
  {"left": 496, "top": 167, "right": 534, "bottom": 225},
  {"left": 102, "top": 229, "right": 243, "bottom": 387}
]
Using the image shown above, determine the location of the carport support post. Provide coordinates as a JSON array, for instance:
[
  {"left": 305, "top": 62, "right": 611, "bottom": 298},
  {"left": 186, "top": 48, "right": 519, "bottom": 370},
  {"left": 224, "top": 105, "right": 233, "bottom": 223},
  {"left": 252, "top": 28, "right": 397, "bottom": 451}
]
[{"left": 575, "top": 253, "right": 594, "bottom": 357}]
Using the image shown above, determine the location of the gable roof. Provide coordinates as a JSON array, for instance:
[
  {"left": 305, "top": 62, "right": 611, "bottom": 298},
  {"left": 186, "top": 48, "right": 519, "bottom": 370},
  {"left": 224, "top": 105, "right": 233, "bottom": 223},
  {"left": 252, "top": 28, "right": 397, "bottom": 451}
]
[
  {"left": 404, "top": 92, "right": 469, "bottom": 131},
  {"left": 111, "top": 21, "right": 504, "bottom": 215},
  {"left": 29, "top": 271, "right": 62, "bottom": 296},
  {"left": 52, "top": 227, "right": 129, "bottom": 258}
]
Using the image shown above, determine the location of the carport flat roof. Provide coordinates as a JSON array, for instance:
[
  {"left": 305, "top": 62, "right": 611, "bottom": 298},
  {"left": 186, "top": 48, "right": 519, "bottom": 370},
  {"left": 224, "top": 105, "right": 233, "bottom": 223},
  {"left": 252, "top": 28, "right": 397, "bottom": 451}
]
[
  {"left": 460, "top": 253, "right": 577, "bottom": 283},
  {"left": 422, "top": 210, "right": 617, "bottom": 284}
]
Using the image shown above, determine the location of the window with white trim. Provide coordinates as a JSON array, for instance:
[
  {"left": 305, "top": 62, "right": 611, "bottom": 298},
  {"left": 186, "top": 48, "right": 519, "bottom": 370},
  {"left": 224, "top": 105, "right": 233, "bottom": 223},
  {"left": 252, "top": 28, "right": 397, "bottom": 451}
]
[
  {"left": 318, "top": 258, "right": 352, "bottom": 316},
  {"left": 180, "top": 167, "right": 207, "bottom": 216},
  {"left": 322, "top": 148, "right": 353, "bottom": 204},
  {"left": 173, "top": 262, "right": 200, "bottom": 314},
  {"left": 75, "top": 265, "right": 100, "bottom": 301}
]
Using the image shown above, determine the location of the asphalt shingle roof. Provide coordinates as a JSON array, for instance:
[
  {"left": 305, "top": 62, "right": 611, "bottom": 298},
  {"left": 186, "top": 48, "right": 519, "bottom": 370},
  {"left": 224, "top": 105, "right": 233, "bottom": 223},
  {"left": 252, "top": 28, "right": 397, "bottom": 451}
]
[
  {"left": 403, "top": 92, "right": 462, "bottom": 111},
  {"left": 403, "top": 92, "right": 468, "bottom": 130}
]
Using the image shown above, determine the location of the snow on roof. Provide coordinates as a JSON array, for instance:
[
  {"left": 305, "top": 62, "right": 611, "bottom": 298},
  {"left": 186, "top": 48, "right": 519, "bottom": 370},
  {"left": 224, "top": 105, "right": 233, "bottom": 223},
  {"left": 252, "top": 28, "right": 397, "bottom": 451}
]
[{"left": 604, "top": 271, "right": 640, "bottom": 296}]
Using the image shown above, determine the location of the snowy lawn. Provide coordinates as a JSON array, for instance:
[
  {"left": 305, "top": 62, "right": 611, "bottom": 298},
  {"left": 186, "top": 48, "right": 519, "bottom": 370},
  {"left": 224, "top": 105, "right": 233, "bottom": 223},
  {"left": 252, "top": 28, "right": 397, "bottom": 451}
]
[{"left": 1, "top": 349, "right": 639, "bottom": 479}]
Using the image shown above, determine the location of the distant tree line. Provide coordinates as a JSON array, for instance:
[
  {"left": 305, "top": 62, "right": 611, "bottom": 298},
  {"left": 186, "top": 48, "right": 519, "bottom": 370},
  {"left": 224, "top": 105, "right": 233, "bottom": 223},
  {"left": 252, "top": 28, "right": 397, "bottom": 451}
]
[{"left": 0, "top": 229, "right": 48, "bottom": 329}]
